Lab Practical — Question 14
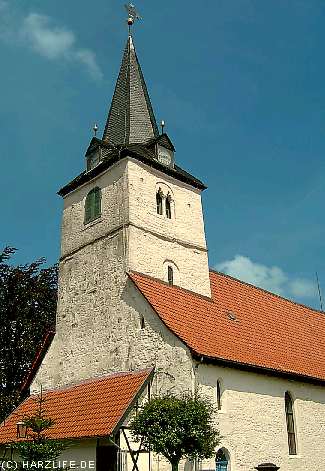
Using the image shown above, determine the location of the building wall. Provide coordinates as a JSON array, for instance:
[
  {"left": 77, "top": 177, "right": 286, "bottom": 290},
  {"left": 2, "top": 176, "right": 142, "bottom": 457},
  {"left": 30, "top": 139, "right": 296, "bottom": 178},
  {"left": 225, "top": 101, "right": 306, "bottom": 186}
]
[
  {"left": 126, "top": 159, "right": 211, "bottom": 297},
  {"left": 32, "top": 269, "right": 193, "bottom": 393},
  {"left": 60, "top": 160, "right": 129, "bottom": 259},
  {"left": 196, "top": 363, "right": 325, "bottom": 471}
]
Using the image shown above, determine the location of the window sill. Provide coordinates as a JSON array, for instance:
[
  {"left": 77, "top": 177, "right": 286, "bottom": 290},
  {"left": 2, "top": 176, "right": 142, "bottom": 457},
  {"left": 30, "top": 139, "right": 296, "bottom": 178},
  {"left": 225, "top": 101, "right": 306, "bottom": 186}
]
[
  {"left": 156, "top": 213, "right": 173, "bottom": 220},
  {"left": 83, "top": 217, "right": 102, "bottom": 230},
  {"left": 288, "top": 455, "right": 301, "bottom": 459}
]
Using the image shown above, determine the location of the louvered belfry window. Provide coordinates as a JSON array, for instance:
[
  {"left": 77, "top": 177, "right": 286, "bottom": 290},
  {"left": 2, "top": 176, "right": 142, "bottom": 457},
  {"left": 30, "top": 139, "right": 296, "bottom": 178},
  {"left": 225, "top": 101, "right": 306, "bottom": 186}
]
[
  {"left": 285, "top": 392, "right": 297, "bottom": 455},
  {"left": 156, "top": 190, "right": 163, "bottom": 215},
  {"left": 166, "top": 195, "right": 172, "bottom": 219},
  {"left": 85, "top": 187, "right": 101, "bottom": 224}
]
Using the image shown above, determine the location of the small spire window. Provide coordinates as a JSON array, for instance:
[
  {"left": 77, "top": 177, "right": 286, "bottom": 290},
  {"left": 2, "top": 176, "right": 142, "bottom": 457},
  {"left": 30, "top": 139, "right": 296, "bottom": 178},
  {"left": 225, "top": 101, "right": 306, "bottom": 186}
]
[
  {"left": 168, "top": 266, "right": 174, "bottom": 286},
  {"left": 166, "top": 194, "right": 172, "bottom": 219},
  {"left": 85, "top": 187, "right": 102, "bottom": 224},
  {"left": 285, "top": 392, "right": 297, "bottom": 455},
  {"left": 156, "top": 189, "right": 163, "bottom": 215}
]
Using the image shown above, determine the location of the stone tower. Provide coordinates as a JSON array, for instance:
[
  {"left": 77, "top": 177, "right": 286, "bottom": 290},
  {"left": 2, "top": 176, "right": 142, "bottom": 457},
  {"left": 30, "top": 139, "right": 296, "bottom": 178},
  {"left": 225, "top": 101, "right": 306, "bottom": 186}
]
[
  {"left": 59, "top": 33, "right": 210, "bottom": 297},
  {"left": 31, "top": 32, "right": 210, "bottom": 391}
]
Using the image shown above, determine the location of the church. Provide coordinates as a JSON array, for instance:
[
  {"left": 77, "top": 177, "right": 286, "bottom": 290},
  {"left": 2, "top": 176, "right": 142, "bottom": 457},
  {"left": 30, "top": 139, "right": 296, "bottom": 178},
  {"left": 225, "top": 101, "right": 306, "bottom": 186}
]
[{"left": 1, "top": 7, "right": 325, "bottom": 471}]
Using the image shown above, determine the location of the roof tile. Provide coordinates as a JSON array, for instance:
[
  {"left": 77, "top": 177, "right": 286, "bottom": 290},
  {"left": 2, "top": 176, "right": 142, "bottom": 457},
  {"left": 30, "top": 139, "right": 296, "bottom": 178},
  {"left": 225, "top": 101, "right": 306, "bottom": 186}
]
[
  {"left": 0, "top": 369, "right": 152, "bottom": 443},
  {"left": 129, "top": 271, "right": 325, "bottom": 382}
]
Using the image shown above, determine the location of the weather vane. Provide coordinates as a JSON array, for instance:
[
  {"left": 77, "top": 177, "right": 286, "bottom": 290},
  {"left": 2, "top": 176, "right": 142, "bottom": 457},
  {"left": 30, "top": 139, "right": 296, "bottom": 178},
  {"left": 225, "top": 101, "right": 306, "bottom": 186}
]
[{"left": 124, "top": 3, "right": 141, "bottom": 34}]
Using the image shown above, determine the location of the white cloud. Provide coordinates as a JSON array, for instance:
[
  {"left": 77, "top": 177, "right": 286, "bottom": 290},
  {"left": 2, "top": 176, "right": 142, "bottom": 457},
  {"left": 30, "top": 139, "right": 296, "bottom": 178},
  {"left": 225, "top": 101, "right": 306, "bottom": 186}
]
[
  {"left": 216, "top": 255, "right": 317, "bottom": 300},
  {"left": 22, "top": 14, "right": 75, "bottom": 60},
  {"left": 0, "top": 9, "right": 102, "bottom": 80}
]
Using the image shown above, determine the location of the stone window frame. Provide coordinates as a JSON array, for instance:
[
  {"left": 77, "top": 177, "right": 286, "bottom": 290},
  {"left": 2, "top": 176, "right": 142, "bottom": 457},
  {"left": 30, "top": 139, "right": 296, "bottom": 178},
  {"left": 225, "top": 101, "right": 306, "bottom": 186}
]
[
  {"left": 84, "top": 186, "right": 102, "bottom": 225},
  {"left": 285, "top": 391, "right": 297, "bottom": 455},
  {"left": 216, "top": 379, "right": 222, "bottom": 411},
  {"left": 155, "top": 183, "right": 175, "bottom": 219},
  {"left": 216, "top": 448, "right": 230, "bottom": 471}
]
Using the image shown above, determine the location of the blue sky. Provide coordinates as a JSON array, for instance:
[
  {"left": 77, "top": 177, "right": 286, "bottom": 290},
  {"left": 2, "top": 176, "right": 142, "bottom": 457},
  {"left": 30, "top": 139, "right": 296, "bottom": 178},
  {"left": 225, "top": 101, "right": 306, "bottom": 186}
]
[{"left": 1, "top": 0, "right": 325, "bottom": 308}]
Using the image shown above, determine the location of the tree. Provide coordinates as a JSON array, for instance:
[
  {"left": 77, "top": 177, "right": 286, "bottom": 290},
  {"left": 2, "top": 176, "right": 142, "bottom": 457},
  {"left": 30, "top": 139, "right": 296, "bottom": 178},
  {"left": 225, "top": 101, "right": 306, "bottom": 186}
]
[
  {"left": 12, "top": 389, "right": 67, "bottom": 467},
  {"left": 130, "top": 393, "right": 220, "bottom": 471},
  {"left": 0, "top": 247, "right": 58, "bottom": 422}
]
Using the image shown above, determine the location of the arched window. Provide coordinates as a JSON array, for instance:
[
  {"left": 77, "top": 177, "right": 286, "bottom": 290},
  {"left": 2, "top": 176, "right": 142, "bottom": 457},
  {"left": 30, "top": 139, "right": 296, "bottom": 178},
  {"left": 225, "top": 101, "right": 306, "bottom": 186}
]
[
  {"left": 285, "top": 392, "right": 297, "bottom": 455},
  {"left": 156, "top": 189, "right": 163, "bottom": 215},
  {"left": 85, "top": 187, "right": 101, "bottom": 224},
  {"left": 166, "top": 194, "right": 172, "bottom": 219},
  {"left": 216, "top": 380, "right": 222, "bottom": 410},
  {"left": 216, "top": 449, "right": 228, "bottom": 471},
  {"left": 168, "top": 266, "right": 174, "bottom": 286}
]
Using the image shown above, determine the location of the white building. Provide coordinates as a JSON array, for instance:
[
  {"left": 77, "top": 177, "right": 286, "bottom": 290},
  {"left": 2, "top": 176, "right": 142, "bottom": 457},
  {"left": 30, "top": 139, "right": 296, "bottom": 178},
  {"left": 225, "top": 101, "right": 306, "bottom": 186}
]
[{"left": 1, "top": 15, "right": 325, "bottom": 471}]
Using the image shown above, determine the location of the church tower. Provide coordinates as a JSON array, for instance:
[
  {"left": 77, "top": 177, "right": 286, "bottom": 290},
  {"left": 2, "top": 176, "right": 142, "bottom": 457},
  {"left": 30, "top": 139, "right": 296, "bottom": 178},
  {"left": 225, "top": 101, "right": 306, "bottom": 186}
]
[
  {"left": 58, "top": 32, "right": 211, "bottom": 297},
  {"left": 31, "top": 18, "right": 210, "bottom": 390}
]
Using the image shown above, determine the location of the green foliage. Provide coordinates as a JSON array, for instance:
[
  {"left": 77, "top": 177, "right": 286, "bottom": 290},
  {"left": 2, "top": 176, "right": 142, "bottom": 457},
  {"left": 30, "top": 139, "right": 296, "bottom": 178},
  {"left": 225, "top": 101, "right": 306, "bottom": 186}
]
[
  {"left": 130, "top": 393, "right": 220, "bottom": 470},
  {"left": 11, "top": 391, "right": 68, "bottom": 467},
  {"left": 12, "top": 439, "right": 67, "bottom": 463},
  {"left": 0, "top": 247, "right": 57, "bottom": 422}
]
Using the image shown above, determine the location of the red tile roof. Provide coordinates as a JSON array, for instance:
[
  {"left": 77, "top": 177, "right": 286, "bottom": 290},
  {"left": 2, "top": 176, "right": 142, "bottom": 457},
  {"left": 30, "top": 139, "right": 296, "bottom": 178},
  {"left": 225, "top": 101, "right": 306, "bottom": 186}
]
[
  {"left": 0, "top": 369, "right": 153, "bottom": 444},
  {"left": 129, "top": 271, "right": 325, "bottom": 383}
]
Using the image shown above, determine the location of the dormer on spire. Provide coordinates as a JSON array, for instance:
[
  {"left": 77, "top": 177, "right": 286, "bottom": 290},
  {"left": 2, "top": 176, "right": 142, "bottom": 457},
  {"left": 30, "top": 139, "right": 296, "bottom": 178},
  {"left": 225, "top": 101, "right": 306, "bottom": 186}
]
[{"left": 102, "top": 35, "right": 159, "bottom": 145}]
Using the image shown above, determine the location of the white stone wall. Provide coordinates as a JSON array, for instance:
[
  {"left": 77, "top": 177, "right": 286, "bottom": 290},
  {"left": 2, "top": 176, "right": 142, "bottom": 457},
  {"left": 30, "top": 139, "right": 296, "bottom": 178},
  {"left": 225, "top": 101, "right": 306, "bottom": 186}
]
[
  {"left": 196, "top": 363, "right": 325, "bottom": 471},
  {"left": 33, "top": 155, "right": 210, "bottom": 389},
  {"left": 60, "top": 160, "right": 129, "bottom": 259},
  {"left": 32, "top": 258, "right": 193, "bottom": 393},
  {"left": 126, "top": 159, "right": 211, "bottom": 297}
]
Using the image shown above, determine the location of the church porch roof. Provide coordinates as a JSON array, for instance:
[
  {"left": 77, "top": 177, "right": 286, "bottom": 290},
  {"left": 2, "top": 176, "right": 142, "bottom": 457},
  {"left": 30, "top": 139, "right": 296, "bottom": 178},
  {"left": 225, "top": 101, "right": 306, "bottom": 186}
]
[
  {"left": 0, "top": 369, "right": 153, "bottom": 443},
  {"left": 129, "top": 270, "right": 325, "bottom": 385}
]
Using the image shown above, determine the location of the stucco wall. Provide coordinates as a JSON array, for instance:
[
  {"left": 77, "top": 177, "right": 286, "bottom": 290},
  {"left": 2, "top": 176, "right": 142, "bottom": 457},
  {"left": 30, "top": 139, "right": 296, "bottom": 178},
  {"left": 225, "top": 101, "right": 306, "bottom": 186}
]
[{"left": 196, "top": 363, "right": 325, "bottom": 471}]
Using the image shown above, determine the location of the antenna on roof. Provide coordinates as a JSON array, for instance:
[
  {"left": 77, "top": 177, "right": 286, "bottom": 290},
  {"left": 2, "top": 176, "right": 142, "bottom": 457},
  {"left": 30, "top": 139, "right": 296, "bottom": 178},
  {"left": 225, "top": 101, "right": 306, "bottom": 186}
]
[{"left": 316, "top": 271, "right": 323, "bottom": 312}]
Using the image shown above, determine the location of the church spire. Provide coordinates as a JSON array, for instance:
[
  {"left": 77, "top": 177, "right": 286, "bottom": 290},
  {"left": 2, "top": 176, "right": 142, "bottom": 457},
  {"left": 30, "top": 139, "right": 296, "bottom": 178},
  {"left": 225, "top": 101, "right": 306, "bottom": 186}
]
[{"left": 102, "top": 34, "right": 159, "bottom": 145}]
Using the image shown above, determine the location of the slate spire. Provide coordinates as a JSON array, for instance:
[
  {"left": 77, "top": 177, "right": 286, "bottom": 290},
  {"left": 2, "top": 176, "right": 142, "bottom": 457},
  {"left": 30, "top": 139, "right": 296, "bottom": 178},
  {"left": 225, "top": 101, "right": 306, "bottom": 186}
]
[{"left": 102, "top": 35, "right": 159, "bottom": 145}]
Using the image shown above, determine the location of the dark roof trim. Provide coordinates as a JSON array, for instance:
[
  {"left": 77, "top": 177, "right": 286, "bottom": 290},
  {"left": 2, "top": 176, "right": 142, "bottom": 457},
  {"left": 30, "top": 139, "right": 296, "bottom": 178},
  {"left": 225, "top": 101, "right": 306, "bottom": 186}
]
[
  {"left": 192, "top": 352, "right": 325, "bottom": 387},
  {"left": 58, "top": 145, "right": 206, "bottom": 197},
  {"left": 20, "top": 328, "right": 55, "bottom": 394}
]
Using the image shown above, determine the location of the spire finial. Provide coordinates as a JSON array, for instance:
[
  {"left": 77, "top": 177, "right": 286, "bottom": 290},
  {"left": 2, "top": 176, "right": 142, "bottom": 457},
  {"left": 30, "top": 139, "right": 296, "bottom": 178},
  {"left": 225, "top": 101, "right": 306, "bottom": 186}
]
[
  {"left": 160, "top": 120, "right": 165, "bottom": 134},
  {"left": 124, "top": 3, "right": 141, "bottom": 35}
]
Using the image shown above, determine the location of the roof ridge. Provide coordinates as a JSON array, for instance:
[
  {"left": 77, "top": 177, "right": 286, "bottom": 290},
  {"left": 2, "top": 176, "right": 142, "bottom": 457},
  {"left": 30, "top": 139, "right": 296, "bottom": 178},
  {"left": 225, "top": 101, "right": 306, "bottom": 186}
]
[
  {"left": 210, "top": 268, "right": 324, "bottom": 316},
  {"left": 30, "top": 368, "right": 153, "bottom": 396}
]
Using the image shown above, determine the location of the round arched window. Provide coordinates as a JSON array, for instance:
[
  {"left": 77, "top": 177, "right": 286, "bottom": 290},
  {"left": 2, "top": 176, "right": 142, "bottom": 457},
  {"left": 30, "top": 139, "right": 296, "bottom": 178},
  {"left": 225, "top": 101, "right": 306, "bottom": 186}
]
[{"left": 216, "top": 449, "right": 228, "bottom": 471}]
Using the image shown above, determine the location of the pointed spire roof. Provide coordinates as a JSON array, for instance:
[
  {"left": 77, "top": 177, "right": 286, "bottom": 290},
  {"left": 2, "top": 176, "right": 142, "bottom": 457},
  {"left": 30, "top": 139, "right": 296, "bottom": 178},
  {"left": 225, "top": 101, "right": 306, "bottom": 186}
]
[{"left": 103, "top": 35, "right": 159, "bottom": 145}]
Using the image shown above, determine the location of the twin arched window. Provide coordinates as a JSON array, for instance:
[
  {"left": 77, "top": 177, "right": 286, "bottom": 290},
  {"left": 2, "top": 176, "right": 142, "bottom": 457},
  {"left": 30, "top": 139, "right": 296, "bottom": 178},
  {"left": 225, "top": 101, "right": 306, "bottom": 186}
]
[
  {"left": 85, "top": 187, "right": 101, "bottom": 224},
  {"left": 156, "top": 190, "right": 163, "bottom": 215},
  {"left": 156, "top": 188, "right": 173, "bottom": 218},
  {"left": 285, "top": 392, "right": 297, "bottom": 455}
]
